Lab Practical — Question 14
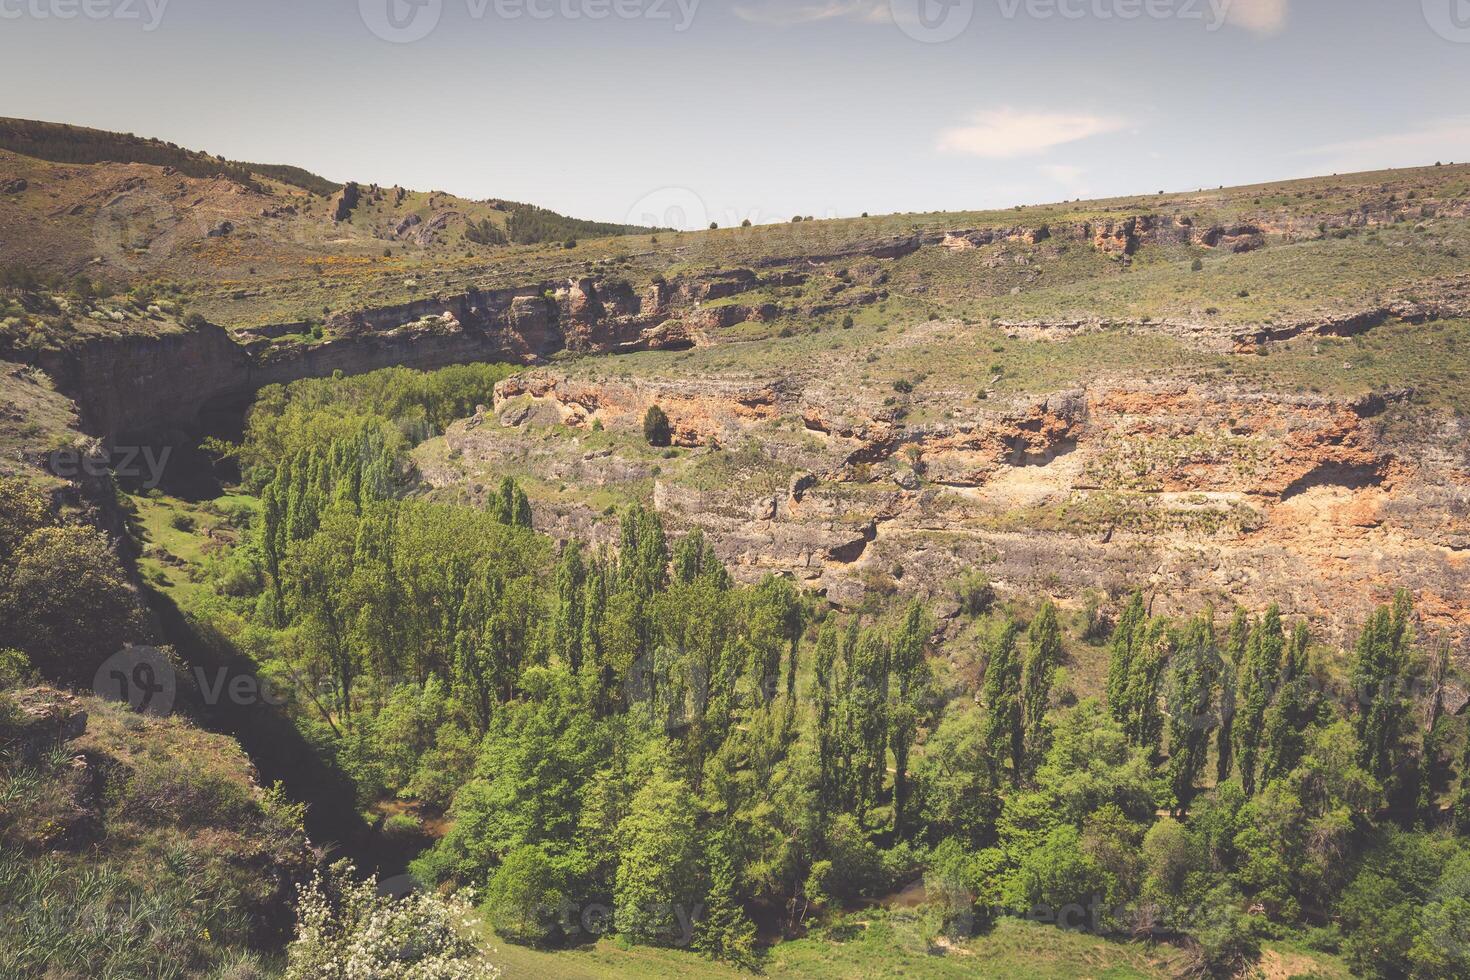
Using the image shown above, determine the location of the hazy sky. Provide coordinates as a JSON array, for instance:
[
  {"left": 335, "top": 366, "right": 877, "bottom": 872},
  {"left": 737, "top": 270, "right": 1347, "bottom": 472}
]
[{"left": 3, "top": 0, "right": 1469, "bottom": 227}]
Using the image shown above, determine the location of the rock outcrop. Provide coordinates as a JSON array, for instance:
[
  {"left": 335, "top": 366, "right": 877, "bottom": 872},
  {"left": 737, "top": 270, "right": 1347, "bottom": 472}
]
[{"left": 426, "top": 371, "right": 1470, "bottom": 647}]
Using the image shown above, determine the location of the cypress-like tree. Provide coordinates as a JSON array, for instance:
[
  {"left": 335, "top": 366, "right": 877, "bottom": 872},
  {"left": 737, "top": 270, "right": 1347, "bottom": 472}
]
[
  {"left": 812, "top": 621, "right": 843, "bottom": 819},
  {"left": 1259, "top": 623, "right": 1313, "bottom": 786},
  {"left": 1351, "top": 591, "right": 1416, "bottom": 805},
  {"left": 1166, "top": 612, "right": 1220, "bottom": 815},
  {"left": 1122, "top": 617, "right": 1168, "bottom": 759},
  {"left": 1022, "top": 600, "right": 1062, "bottom": 776},
  {"left": 553, "top": 541, "right": 587, "bottom": 672},
  {"left": 1234, "top": 605, "right": 1284, "bottom": 797},
  {"left": 1454, "top": 715, "right": 1470, "bottom": 835},
  {"left": 847, "top": 629, "right": 890, "bottom": 825},
  {"left": 695, "top": 831, "right": 756, "bottom": 965},
  {"left": 983, "top": 618, "right": 1024, "bottom": 786},
  {"left": 1216, "top": 607, "right": 1248, "bottom": 782},
  {"left": 1107, "top": 591, "right": 1146, "bottom": 724},
  {"left": 889, "top": 602, "right": 930, "bottom": 837},
  {"left": 1420, "top": 643, "right": 1452, "bottom": 827}
]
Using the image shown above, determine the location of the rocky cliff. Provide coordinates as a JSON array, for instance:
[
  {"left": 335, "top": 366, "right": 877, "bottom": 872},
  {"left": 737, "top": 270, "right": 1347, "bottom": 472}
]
[{"left": 417, "top": 368, "right": 1470, "bottom": 647}]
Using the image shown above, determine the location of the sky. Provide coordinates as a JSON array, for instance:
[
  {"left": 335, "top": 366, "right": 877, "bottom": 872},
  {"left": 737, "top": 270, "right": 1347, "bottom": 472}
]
[{"left": 2, "top": 0, "right": 1469, "bottom": 228}]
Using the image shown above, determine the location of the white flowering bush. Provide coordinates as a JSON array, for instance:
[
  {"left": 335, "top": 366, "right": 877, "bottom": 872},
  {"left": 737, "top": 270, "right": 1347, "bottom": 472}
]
[{"left": 284, "top": 860, "right": 501, "bottom": 980}]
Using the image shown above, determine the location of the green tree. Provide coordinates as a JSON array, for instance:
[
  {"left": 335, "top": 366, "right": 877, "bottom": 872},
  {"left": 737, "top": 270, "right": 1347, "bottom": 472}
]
[
  {"left": 614, "top": 765, "right": 704, "bottom": 945},
  {"left": 983, "top": 618, "right": 1024, "bottom": 786},
  {"left": 914, "top": 705, "right": 1000, "bottom": 848},
  {"left": 1259, "top": 623, "right": 1313, "bottom": 786},
  {"left": 642, "top": 405, "right": 672, "bottom": 447},
  {"left": 889, "top": 601, "right": 931, "bottom": 835},
  {"left": 694, "top": 831, "right": 756, "bottom": 965},
  {"left": 1216, "top": 608, "right": 1248, "bottom": 782},
  {"left": 1233, "top": 606, "right": 1284, "bottom": 797},
  {"left": 1166, "top": 612, "right": 1222, "bottom": 815},
  {"left": 1106, "top": 591, "right": 1146, "bottom": 722},
  {"left": 0, "top": 524, "right": 148, "bottom": 684},
  {"left": 1351, "top": 592, "right": 1416, "bottom": 807},
  {"left": 484, "top": 844, "right": 564, "bottom": 945},
  {"left": 1022, "top": 601, "right": 1062, "bottom": 777}
]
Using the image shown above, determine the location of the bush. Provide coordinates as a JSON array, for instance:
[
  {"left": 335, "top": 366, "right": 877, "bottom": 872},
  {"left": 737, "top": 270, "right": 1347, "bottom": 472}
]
[
  {"left": 642, "top": 405, "right": 672, "bottom": 447},
  {"left": 0, "top": 648, "right": 31, "bottom": 689},
  {"left": 284, "top": 860, "right": 500, "bottom": 979},
  {"left": 955, "top": 570, "right": 993, "bottom": 617},
  {"left": 383, "top": 812, "right": 421, "bottom": 838},
  {"left": 484, "top": 845, "right": 564, "bottom": 945}
]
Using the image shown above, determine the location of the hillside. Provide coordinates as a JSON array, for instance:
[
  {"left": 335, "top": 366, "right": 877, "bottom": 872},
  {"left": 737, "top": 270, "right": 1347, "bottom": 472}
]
[
  {"left": 2, "top": 123, "right": 1469, "bottom": 980},
  {"left": 5, "top": 131, "right": 1465, "bottom": 644},
  {"left": 0, "top": 118, "right": 662, "bottom": 301}
]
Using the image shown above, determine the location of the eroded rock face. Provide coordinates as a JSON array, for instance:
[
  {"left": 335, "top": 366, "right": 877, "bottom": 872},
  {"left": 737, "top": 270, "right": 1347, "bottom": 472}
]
[
  {"left": 428, "top": 371, "right": 1470, "bottom": 647},
  {"left": 0, "top": 687, "right": 88, "bottom": 766}
]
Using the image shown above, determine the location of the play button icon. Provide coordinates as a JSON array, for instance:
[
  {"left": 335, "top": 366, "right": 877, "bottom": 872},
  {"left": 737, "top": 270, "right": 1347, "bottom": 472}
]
[{"left": 1424, "top": 0, "right": 1470, "bottom": 41}]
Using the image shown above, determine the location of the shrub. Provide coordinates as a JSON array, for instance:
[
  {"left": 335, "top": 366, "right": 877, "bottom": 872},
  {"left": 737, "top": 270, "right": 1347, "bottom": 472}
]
[
  {"left": 383, "top": 812, "right": 421, "bottom": 838},
  {"left": 642, "top": 405, "right": 672, "bottom": 447},
  {"left": 955, "top": 570, "right": 993, "bottom": 616},
  {"left": 0, "top": 648, "right": 30, "bottom": 689},
  {"left": 284, "top": 860, "right": 500, "bottom": 979},
  {"left": 484, "top": 845, "right": 564, "bottom": 945}
]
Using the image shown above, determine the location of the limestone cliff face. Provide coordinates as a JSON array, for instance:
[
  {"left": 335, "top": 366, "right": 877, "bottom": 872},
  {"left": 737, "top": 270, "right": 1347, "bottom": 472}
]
[
  {"left": 38, "top": 272, "right": 729, "bottom": 441},
  {"left": 431, "top": 371, "right": 1470, "bottom": 646}
]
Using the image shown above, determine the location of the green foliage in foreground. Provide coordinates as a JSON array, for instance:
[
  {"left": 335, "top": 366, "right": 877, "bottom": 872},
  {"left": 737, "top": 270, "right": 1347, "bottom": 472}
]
[
  {"left": 6, "top": 362, "right": 1468, "bottom": 979},
  {"left": 284, "top": 860, "right": 500, "bottom": 979},
  {"left": 0, "top": 695, "right": 309, "bottom": 979},
  {"left": 166, "top": 364, "right": 1470, "bottom": 978}
]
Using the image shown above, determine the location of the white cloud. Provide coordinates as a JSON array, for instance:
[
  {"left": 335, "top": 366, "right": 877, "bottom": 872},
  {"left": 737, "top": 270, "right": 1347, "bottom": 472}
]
[
  {"left": 1224, "top": 0, "right": 1287, "bottom": 35},
  {"left": 1041, "top": 164, "right": 1085, "bottom": 183},
  {"left": 1295, "top": 116, "right": 1470, "bottom": 172},
  {"left": 731, "top": 0, "right": 888, "bottom": 27},
  {"left": 936, "top": 109, "right": 1127, "bottom": 159}
]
